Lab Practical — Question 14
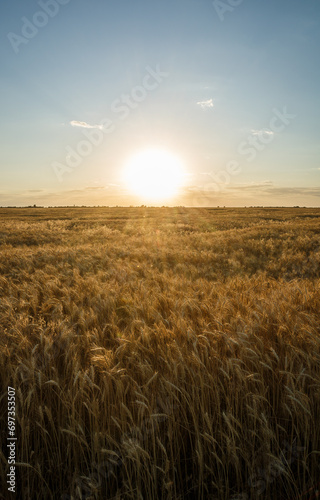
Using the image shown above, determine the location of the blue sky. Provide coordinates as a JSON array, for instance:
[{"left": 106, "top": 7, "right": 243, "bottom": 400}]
[{"left": 0, "top": 0, "right": 319, "bottom": 206}]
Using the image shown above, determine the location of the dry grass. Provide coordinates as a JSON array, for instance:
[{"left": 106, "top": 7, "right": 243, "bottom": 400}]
[{"left": 0, "top": 207, "right": 320, "bottom": 499}]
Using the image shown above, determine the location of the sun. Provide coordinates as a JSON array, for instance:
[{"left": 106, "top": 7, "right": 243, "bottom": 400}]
[{"left": 123, "top": 149, "right": 185, "bottom": 201}]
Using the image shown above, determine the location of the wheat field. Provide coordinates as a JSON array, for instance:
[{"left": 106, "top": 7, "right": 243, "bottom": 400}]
[{"left": 1, "top": 207, "right": 320, "bottom": 500}]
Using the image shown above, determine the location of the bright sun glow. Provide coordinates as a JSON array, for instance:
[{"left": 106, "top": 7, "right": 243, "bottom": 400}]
[{"left": 123, "top": 149, "right": 185, "bottom": 200}]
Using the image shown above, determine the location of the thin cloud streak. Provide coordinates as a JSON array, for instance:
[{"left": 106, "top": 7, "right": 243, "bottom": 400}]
[
  {"left": 70, "top": 121, "right": 103, "bottom": 130},
  {"left": 1, "top": 183, "right": 320, "bottom": 207},
  {"left": 197, "top": 98, "right": 214, "bottom": 109},
  {"left": 251, "top": 129, "right": 274, "bottom": 136}
]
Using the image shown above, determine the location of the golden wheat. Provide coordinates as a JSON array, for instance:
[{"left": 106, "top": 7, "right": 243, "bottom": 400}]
[{"left": 0, "top": 207, "right": 320, "bottom": 499}]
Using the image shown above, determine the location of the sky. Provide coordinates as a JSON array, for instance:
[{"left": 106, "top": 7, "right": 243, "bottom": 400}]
[{"left": 0, "top": 0, "right": 319, "bottom": 207}]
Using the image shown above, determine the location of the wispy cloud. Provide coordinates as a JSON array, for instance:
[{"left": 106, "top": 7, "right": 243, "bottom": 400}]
[
  {"left": 251, "top": 129, "right": 274, "bottom": 136},
  {"left": 197, "top": 98, "right": 214, "bottom": 109},
  {"left": 70, "top": 120, "right": 103, "bottom": 130},
  {"left": 179, "top": 181, "right": 320, "bottom": 207},
  {"left": 231, "top": 181, "right": 274, "bottom": 191},
  {"left": 214, "top": 182, "right": 320, "bottom": 197},
  {"left": 1, "top": 183, "right": 319, "bottom": 208}
]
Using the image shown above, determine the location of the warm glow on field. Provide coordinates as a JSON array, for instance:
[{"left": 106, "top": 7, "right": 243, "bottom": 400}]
[{"left": 123, "top": 149, "right": 185, "bottom": 200}]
